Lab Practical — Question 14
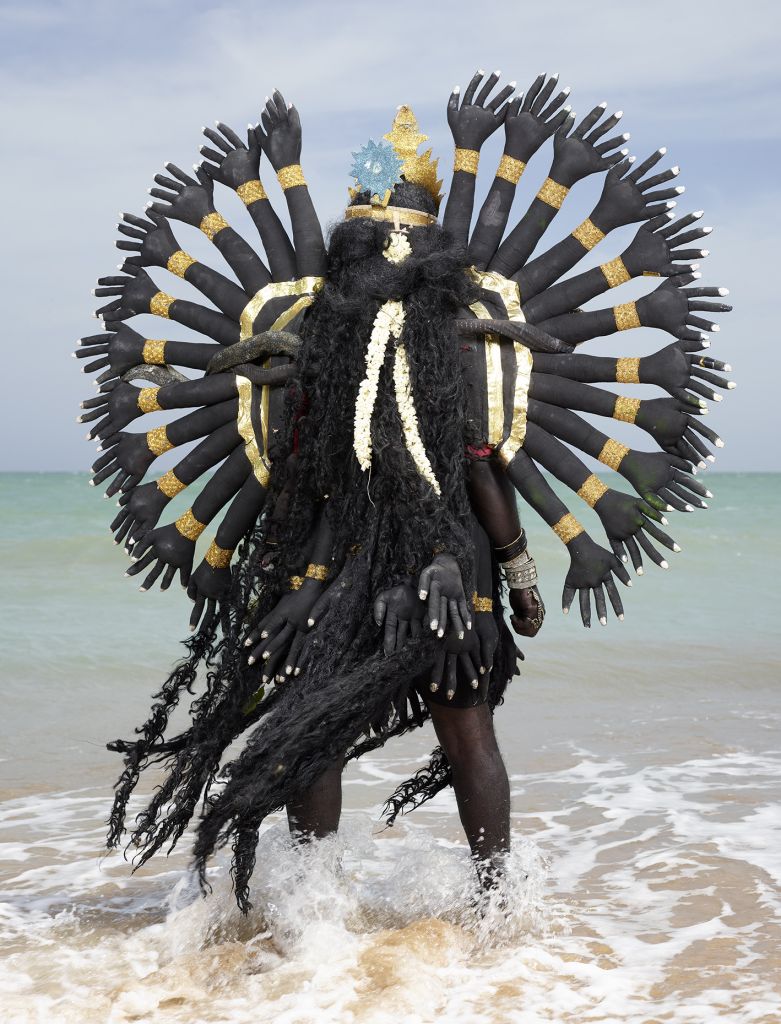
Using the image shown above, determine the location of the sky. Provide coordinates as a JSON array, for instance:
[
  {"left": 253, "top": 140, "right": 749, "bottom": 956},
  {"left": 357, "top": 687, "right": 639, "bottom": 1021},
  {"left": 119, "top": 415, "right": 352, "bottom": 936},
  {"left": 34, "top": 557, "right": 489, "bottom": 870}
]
[{"left": 1, "top": 0, "right": 779, "bottom": 472}]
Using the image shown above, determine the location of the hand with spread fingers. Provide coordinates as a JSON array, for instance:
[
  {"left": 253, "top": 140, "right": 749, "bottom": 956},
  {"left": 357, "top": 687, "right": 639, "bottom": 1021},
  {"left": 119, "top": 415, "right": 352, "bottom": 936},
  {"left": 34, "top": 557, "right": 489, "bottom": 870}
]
[
  {"left": 373, "top": 582, "right": 425, "bottom": 656},
  {"left": 427, "top": 625, "right": 485, "bottom": 702},
  {"left": 550, "top": 104, "right": 629, "bottom": 186},
  {"left": 562, "top": 532, "right": 632, "bottom": 627},
  {"left": 254, "top": 89, "right": 303, "bottom": 171},
  {"left": 447, "top": 69, "right": 515, "bottom": 151},
  {"left": 417, "top": 553, "right": 472, "bottom": 639},
  {"left": 200, "top": 122, "right": 262, "bottom": 190},
  {"left": 147, "top": 162, "right": 216, "bottom": 226},
  {"left": 503, "top": 73, "right": 571, "bottom": 162}
]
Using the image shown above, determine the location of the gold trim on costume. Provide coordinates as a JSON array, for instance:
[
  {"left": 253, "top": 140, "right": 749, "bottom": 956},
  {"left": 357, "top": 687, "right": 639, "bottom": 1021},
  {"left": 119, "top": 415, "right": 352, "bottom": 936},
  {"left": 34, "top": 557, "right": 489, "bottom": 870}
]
[
  {"left": 305, "top": 563, "right": 329, "bottom": 582},
  {"left": 156, "top": 470, "right": 186, "bottom": 498},
  {"left": 472, "top": 593, "right": 493, "bottom": 613},
  {"left": 614, "top": 301, "right": 641, "bottom": 331},
  {"left": 572, "top": 219, "right": 605, "bottom": 250},
  {"left": 496, "top": 154, "right": 526, "bottom": 184},
  {"left": 166, "top": 250, "right": 196, "bottom": 278},
  {"left": 277, "top": 164, "right": 306, "bottom": 190},
  {"left": 454, "top": 148, "right": 479, "bottom": 175},
  {"left": 146, "top": 426, "right": 172, "bottom": 456},
  {"left": 175, "top": 509, "right": 206, "bottom": 541},
  {"left": 150, "top": 291, "right": 174, "bottom": 318},
  {"left": 616, "top": 356, "right": 641, "bottom": 384},
  {"left": 199, "top": 212, "right": 229, "bottom": 240},
  {"left": 142, "top": 339, "right": 166, "bottom": 365},
  {"left": 552, "top": 513, "right": 585, "bottom": 545},
  {"left": 536, "top": 178, "right": 569, "bottom": 209},
  {"left": 577, "top": 474, "right": 609, "bottom": 508},
  {"left": 343, "top": 205, "right": 436, "bottom": 229},
  {"left": 138, "top": 387, "right": 162, "bottom": 413},
  {"left": 469, "top": 267, "right": 524, "bottom": 321},
  {"left": 601, "top": 256, "right": 631, "bottom": 288},
  {"left": 235, "top": 374, "right": 270, "bottom": 487},
  {"left": 205, "top": 540, "right": 234, "bottom": 569},
  {"left": 239, "top": 276, "right": 325, "bottom": 340},
  {"left": 613, "top": 395, "right": 641, "bottom": 424},
  {"left": 598, "top": 438, "right": 630, "bottom": 471},
  {"left": 236, "top": 179, "right": 267, "bottom": 205},
  {"left": 289, "top": 575, "right": 304, "bottom": 591},
  {"left": 470, "top": 298, "right": 504, "bottom": 448}
]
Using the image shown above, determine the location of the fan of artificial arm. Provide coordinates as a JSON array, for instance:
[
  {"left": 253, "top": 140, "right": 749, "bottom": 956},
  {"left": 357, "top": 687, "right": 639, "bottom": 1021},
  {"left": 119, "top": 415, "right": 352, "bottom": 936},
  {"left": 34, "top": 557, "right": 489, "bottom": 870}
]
[{"left": 76, "top": 75, "right": 733, "bottom": 630}]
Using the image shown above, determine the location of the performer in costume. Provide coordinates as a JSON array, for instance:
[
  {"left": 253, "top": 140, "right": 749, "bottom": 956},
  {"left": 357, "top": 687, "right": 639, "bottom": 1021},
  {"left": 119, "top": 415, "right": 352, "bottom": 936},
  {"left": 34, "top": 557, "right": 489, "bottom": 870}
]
[{"left": 76, "top": 71, "right": 733, "bottom": 912}]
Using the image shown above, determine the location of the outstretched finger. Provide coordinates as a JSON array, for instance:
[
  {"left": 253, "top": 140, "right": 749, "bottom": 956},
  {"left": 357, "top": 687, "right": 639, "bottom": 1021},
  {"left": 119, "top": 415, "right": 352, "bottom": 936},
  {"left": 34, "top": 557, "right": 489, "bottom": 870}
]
[
  {"left": 574, "top": 102, "right": 607, "bottom": 138},
  {"left": 604, "top": 577, "right": 625, "bottom": 620},
  {"left": 593, "top": 584, "right": 608, "bottom": 626},
  {"left": 562, "top": 584, "right": 576, "bottom": 615},
  {"left": 429, "top": 648, "right": 446, "bottom": 695},
  {"left": 445, "top": 652, "right": 458, "bottom": 701},
  {"left": 530, "top": 73, "right": 558, "bottom": 114},
  {"left": 373, "top": 595, "right": 388, "bottom": 627},
  {"left": 139, "top": 559, "right": 165, "bottom": 591},
  {"left": 521, "top": 72, "right": 545, "bottom": 112},
  {"left": 624, "top": 535, "right": 644, "bottom": 574},
  {"left": 578, "top": 587, "right": 592, "bottom": 627},
  {"left": 459, "top": 652, "right": 480, "bottom": 695},
  {"left": 642, "top": 518, "right": 680, "bottom": 553},
  {"left": 475, "top": 70, "right": 500, "bottom": 107},
  {"left": 488, "top": 83, "right": 515, "bottom": 112},
  {"left": 383, "top": 611, "right": 398, "bottom": 656},
  {"left": 427, "top": 579, "right": 442, "bottom": 630},
  {"left": 588, "top": 110, "right": 623, "bottom": 142},
  {"left": 628, "top": 148, "right": 666, "bottom": 183},
  {"left": 159, "top": 563, "right": 177, "bottom": 591},
  {"left": 462, "top": 70, "right": 484, "bottom": 107},
  {"left": 448, "top": 599, "right": 465, "bottom": 639},
  {"left": 216, "top": 121, "right": 245, "bottom": 149},
  {"left": 126, "top": 549, "right": 156, "bottom": 577}
]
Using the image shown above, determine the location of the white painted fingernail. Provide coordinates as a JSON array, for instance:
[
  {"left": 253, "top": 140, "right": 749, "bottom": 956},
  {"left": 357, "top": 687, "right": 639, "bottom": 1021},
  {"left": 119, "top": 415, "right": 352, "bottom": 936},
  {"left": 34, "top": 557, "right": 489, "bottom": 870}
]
[
  {"left": 707, "top": 453, "right": 716, "bottom": 462},
  {"left": 637, "top": 567, "right": 644, "bottom": 576},
  {"left": 661, "top": 516, "right": 668, "bottom": 525},
  {"left": 621, "top": 132, "right": 630, "bottom": 140},
  {"left": 599, "top": 101, "right": 607, "bottom": 109},
  {"left": 671, "top": 166, "right": 680, "bottom": 174},
  {"left": 430, "top": 619, "right": 438, "bottom": 631},
  {"left": 700, "top": 249, "right": 710, "bottom": 257},
  {"left": 307, "top": 618, "right": 315, "bottom": 627},
  {"left": 714, "top": 393, "right": 723, "bottom": 402},
  {"left": 675, "top": 186, "right": 685, "bottom": 194},
  {"left": 673, "top": 543, "right": 681, "bottom": 552},
  {"left": 599, "top": 617, "right": 606, "bottom": 626},
  {"left": 711, "top": 324, "right": 720, "bottom": 332},
  {"left": 418, "top": 590, "right": 427, "bottom": 600},
  {"left": 660, "top": 560, "right": 669, "bottom": 569},
  {"left": 458, "top": 631, "right": 464, "bottom": 640},
  {"left": 685, "top": 504, "right": 694, "bottom": 512},
  {"left": 562, "top": 607, "right": 569, "bottom": 614},
  {"left": 666, "top": 201, "right": 676, "bottom": 209},
  {"left": 718, "top": 287, "right": 729, "bottom": 296},
  {"left": 703, "top": 226, "right": 713, "bottom": 234},
  {"left": 715, "top": 437, "right": 724, "bottom": 448},
  {"left": 437, "top": 628, "right": 444, "bottom": 638},
  {"left": 693, "top": 209, "right": 704, "bottom": 218},
  {"left": 659, "top": 147, "right": 667, "bottom": 155},
  {"left": 247, "top": 655, "right": 255, "bottom": 665},
  {"left": 618, "top": 613, "right": 625, "bottom": 621},
  {"left": 562, "top": 86, "right": 571, "bottom": 96},
  {"left": 430, "top": 682, "right": 439, "bottom": 692},
  {"left": 452, "top": 85, "right": 460, "bottom": 93},
  {"left": 727, "top": 381, "right": 736, "bottom": 389}
]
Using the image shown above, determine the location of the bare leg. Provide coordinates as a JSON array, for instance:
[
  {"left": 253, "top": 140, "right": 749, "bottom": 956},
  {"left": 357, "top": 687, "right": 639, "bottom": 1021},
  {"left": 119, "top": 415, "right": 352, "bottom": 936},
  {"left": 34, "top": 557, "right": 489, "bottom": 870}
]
[
  {"left": 427, "top": 701, "right": 511, "bottom": 888},
  {"left": 286, "top": 758, "right": 344, "bottom": 840}
]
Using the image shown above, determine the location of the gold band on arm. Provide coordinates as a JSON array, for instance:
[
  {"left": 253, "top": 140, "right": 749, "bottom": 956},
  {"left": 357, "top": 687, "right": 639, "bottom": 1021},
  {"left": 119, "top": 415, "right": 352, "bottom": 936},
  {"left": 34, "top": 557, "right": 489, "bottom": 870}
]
[
  {"left": 199, "top": 212, "right": 229, "bottom": 240},
  {"left": 571, "top": 219, "right": 605, "bottom": 250},
  {"left": 146, "top": 426, "right": 173, "bottom": 456},
  {"left": 289, "top": 575, "right": 304, "bottom": 591},
  {"left": 205, "top": 540, "right": 234, "bottom": 569},
  {"left": 552, "top": 513, "right": 585, "bottom": 545},
  {"left": 150, "top": 291, "right": 175, "bottom": 318},
  {"left": 577, "top": 474, "right": 608, "bottom": 508},
  {"left": 454, "top": 148, "right": 480, "bottom": 175},
  {"left": 166, "top": 250, "right": 197, "bottom": 278},
  {"left": 236, "top": 179, "right": 267, "bottom": 205},
  {"left": 472, "top": 592, "right": 494, "bottom": 613},
  {"left": 613, "top": 396, "right": 641, "bottom": 424},
  {"left": 496, "top": 154, "right": 525, "bottom": 184},
  {"left": 614, "top": 301, "right": 641, "bottom": 331},
  {"left": 536, "top": 178, "right": 569, "bottom": 209},
  {"left": 616, "top": 356, "right": 641, "bottom": 383},
  {"left": 277, "top": 164, "right": 306, "bottom": 190},
  {"left": 305, "top": 563, "right": 329, "bottom": 582},
  {"left": 601, "top": 256, "right": 631, "bottom": 288},
  {"left": 175, "top": 509, "right": 207, "bottom": 541},
  {"left": 598, "top": 438, "right": 630, "bottom": 471},
  {"left": 142, "top": 339, "right": 166, "bottom": 365},
  {"left": 137, "top": 387, "right": 162, "bottom": 413},
  {"left": 156, "top": 470, "right": 186, "bottom": 498}
]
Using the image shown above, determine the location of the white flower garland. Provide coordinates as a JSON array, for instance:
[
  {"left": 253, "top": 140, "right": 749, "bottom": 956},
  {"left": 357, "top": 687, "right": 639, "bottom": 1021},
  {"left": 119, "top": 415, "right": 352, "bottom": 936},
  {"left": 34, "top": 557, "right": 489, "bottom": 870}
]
[
  {"left": 392, "top": 343, "right": 442, "bottom": 495},
  {"left": 353, "top": 300, "right": 405, "bottom": 472}
]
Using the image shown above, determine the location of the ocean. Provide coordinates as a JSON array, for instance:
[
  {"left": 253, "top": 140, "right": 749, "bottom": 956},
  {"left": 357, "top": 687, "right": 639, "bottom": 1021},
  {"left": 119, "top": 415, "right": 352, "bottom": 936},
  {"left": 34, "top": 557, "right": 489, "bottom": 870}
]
[{"left": 1, "top": 471, "right": 779, "bottom": 1023}]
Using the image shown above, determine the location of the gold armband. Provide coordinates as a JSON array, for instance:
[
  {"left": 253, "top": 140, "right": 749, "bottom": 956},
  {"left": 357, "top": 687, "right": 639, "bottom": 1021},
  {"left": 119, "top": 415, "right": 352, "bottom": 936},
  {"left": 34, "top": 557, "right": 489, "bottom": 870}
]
[
  {"left": 552, "top": 513, "right": 585, "bottom": 545},
  {"left": 598, "top": 438, "right": 630, "bottom": 471},
  {"left": 277, "top": 164, "right": 306, "bottom": 190},
  {"left": 149, "top": 291, "right": 174, "bottom": 318},
  {"left": 205, "top": 540, "right": 234, "bottom": 569},
  {"left": 601, "top": 256, "right": 631, "bottom": 288},
  {"left": 175, "top": 509, "right": 207, "bottom": 541},
  {"left": 613, "top": 396, "right": 641, "bottom": 424},
  {"left": 142, "top": 339, "right": 166, "bottom": 366},
  {"left": 199, "top": 212, "right": 229, "bottom": 240},
  {"left": 146, "top": 426, "right": 173, "bottom": 456},
  {"left": 289, "top": 575, "right": 304, "bottom": 591},
  {"left": 156, "top": 470, "right": 186, "bottom": 498},
  {"left": 496, "top": 154, "right": 525, "bottom": 184},
  {"left": 137, "top": 387, "right": 162, "bottom": 413},
  {"left": 536, "top": 178, "right": 569, "bottom": 209},
  {"left": 236, "top": 179, "right": 267, "bottom": 205},
  {"left": 166, "top": 250, "right": 197, "bottom": 278},
  {"left": 616, "top": 356, "right": 641, "bottom": 384},
  {"left": 614, "top": 301, "right": 641, "bottom": 331},
  {"left": 305, "top": 563, "right": 329, "bottom": 582},
  {"left": 571, "top": 218, "right": 605, "bottom": 250},
  {"left": 453, "top": 148, "right": 479, "bottom": 175},
  {"left": 577, "top": 474, "right": 609, "bottom": 508},
  {"left": 472, "top": 592, "right": 493, "bottom": 613}
]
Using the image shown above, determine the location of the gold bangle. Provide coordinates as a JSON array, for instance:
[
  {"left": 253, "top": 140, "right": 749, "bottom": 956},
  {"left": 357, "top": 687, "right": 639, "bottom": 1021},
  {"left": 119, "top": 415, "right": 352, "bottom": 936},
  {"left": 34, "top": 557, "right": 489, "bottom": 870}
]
[
  {"left": 205, "top": 540, "right": 234, "bottom": 569},
  {"left": 552, "top": 513, "right": 584, "bottom": 545},
  {"left": 601, "top": 256, "right": 631, "bottom": 288},
  {"left": 598, "top": 438, "right": 630, "bottom": 471},
  {"left": 137, "top": 387, "right": 162, "bottom": 413},
  {"left": 146, "top": 426, "right": 172, "bottom": 456},
  {"left": 304, "top": 563, "right": 329, "bottom": 582},
  {"left": 614, "top": 301, "right": 641, "bottom": 331},
  {"left": 277, "top": 164, "right": 306, "bottom": 190},
  {"left": 613, "top": 396, "right": 641, "bottom": 424},
  {"left": 166, "top": 250, "right": 197, "bottom": 278},
  {"left": 454, "top": 148, "right": 479, "bottom": 175},
  {"left": 175, "top": 508, "right": 206, "bottom": 541},
  {"left": 536, "top": 178, "right": 569, "bottom": 209},
  {"left": 472, "top": 592, "right": 493, "bottom": 613},
  {"left": 199, "top": 211, "right": 229, "bottom": 240},
  {"left": 142, "top": 339, "right": 166, "bottom": 366},
  {"left": 156, "top": 470, "right": 186, "bottom": 498},
  {"left": 236, "top": 179, "right": 267, "bottom": 205},
  {"left": 616, "top": 356, "right": 641, "bottom": 384},
  {"left": 149, "top": 291, "right": 174, "bottom": 318},
  {"left": 289, "top": 575, "right": 304, "bottom": 591},
  {"left": 577, "top": 474, "right": 609, "bottom": 508},
  {"left": 571, "top": 218, "right": 605, "bottom": 250},
  {"left": 496, "top": 154, "right": 525, "bottom": 184}
]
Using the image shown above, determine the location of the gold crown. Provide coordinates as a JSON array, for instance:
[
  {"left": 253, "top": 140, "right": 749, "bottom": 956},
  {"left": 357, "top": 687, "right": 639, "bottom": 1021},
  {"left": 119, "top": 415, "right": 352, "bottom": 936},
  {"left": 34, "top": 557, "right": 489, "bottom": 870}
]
[{"left": 384, "top": 106, "right": 444, "bottom": 210}]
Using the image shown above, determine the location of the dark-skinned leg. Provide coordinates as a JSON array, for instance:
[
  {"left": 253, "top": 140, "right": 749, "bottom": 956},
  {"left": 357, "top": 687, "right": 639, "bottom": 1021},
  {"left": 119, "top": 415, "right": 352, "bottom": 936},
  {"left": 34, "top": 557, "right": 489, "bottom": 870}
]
[
  {"left": 286, "top": 757, "right": 344, "bottom": 840},
  {"left": 427, "top": 701, "right": 511, "bottom": 887}
]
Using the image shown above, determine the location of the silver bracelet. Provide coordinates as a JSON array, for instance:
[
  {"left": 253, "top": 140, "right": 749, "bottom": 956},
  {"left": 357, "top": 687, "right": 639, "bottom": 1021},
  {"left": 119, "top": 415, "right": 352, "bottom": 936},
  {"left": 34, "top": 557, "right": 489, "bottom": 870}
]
[{"left": 500, "top": 550, "right": 538, "bottom": 590}]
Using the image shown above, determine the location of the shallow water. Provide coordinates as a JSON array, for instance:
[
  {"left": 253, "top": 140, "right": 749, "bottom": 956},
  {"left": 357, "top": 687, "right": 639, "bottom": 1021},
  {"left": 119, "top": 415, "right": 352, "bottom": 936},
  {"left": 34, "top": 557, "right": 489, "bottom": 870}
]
[{"left": 1, "top": 472, "right": 779, "bottom": 1022}]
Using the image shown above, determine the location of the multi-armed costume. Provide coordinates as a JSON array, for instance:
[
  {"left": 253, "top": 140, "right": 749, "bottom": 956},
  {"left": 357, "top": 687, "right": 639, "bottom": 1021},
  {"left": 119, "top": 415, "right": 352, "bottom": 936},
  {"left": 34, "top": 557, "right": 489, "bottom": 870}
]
[{"left": 76, "top": 71, "right": 733, "bottom": 911}]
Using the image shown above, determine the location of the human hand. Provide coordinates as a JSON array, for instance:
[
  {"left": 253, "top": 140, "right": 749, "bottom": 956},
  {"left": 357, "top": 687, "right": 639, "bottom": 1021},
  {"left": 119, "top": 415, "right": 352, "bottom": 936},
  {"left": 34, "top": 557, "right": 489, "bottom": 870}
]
[
  {"left": 447, "top": 69, "right": 515, "bottom": 151},
  {"left": 550, "top": 104, "right": 629, "bottom": 187},
  {"left": 254, "top": 90, "right": 302, "bottom": 171},
  {"left": 562, "top": 532, "right": 631, "bottom": 626},
  {"left": 503, "top": 73, "right": 571, "bottom": 162},
  {"left": 417, "top": 552, "right": 472, "bottom": 637},
  {"left": 200, "top": 122, "right": 262, "bottom": 189},
  {"left": 373, "top": 582, "right": 425, "bottom": 655}
]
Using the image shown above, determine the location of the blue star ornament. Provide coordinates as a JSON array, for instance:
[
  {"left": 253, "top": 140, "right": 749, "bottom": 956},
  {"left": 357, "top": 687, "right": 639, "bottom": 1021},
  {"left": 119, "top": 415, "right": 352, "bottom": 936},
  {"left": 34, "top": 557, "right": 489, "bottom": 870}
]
[{"left": 349, "top": 140, "right": 403, "bottom": 201}]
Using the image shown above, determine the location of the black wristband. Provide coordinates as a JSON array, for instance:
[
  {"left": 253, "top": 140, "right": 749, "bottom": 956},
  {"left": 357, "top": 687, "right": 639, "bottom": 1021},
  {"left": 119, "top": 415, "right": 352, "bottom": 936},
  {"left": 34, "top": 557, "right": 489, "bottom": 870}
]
[{"left": 494, "top": 529, "right": 527, "bottom": 562}]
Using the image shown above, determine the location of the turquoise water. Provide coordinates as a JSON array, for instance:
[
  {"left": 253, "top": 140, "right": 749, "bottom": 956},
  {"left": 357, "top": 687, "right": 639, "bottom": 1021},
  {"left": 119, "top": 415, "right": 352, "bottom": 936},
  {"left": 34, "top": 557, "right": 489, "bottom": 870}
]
[{"left": 1, "top": 471, "right": 779, "bottom": 1022}]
